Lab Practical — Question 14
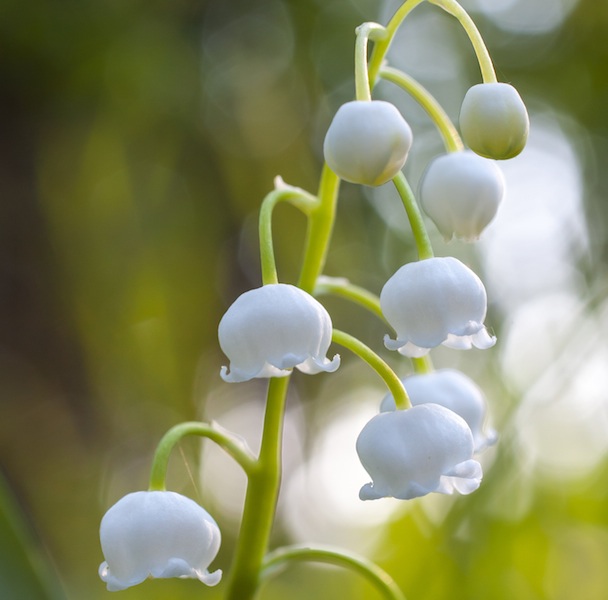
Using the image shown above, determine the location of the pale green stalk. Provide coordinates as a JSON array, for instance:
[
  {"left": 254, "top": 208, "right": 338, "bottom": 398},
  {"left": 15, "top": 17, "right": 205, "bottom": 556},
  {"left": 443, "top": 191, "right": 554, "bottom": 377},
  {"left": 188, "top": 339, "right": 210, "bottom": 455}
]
[
  {"left": 380, "top": 66, "right": 463, "bottom": 152},
  {"left": 332, "top": 329, "right": 410, "bottom": 410},
  {"left": 229, "top": 158, "right": 340, "bottom": 600},
  {"left": 297, "top": 164, "right": 341, "bottom": 294},
  {"left": 148, "top": 422, "right": 256, "bottom": 491},
  {"left": 428, "top": 0, "right": 497, "bottom": 83},
  {"left": 226, "top": 6, "right": 437, "bottom": 597},
  {"left": 411, "top": 356, "right": 434, "bottom": 374},
  {"left": 226, "top": 376, "right": 290, "bottom": 600},
  {"left": 259, "top": 183, "right": 320, "bottom": 286},
  {"left": 392, "top": 172, "right": 434, "bottom": 260},
  {"left": 314, "top": 276, "right": 385, "bottom": 321},
  {"left": 355, "top": 23, "right": 387, "bottom": 101},
  {"left": 368, "top": 0, "right": 428, "bottom": 86},
  {"left": 261, "top": 544, "right": 407, "bottom": 600},
  {"left": 315, "top": 280, "right": 434, "bottom": 373}
]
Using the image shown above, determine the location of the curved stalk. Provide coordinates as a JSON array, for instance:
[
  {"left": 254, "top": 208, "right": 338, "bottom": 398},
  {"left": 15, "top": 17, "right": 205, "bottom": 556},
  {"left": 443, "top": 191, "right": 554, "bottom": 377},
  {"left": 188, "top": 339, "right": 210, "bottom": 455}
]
[
  {"left": 392, "top": 172, "right": 434, "bottom": 261},
  {"left": 368, "top": 0, "right": 428, "bottom": 86},
  {"left": 380, "top": 66, "right": 463, "bottom": 152},
  {"left": 355, "top": 23, "right": 388, "bottom": 101},
  {"left": 428, "top": 0, "right": 497, "bottom": 83},
  {"left": 261, "top": 544, "right": 406, "bottom": 600},
  {"left": 332, "top": 329, "right": 410, "bottom": 410},
  {"left": 260, "top": 184, "right": 320, "bottom": 286},
  {"left": 314, "top": 276, "right": 385, "bottom": 321},
  {"left": 148, "top": 422, "right": 256, "bottom": 491}
]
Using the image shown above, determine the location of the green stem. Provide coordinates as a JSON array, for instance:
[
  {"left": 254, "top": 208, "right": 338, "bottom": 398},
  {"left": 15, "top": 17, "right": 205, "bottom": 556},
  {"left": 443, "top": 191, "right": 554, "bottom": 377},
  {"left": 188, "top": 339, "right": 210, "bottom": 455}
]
[
  {"left": 226, "top": 377, "right": 290, "bottom": 600},
  {"left": 354, "top": 23, "right": 387, "bottom": 101},
  {"left": 428, "top": 0, "right": 497, "bottom": 83},
  {"left": 392, "top": 172, "right": 434, "bottom": 260},
  {"left": 368, "top": 0, "right": 428, "bottom": 86},
  {"left": 297, "top": 164, "right": 341, "bottom": 294},
  {"left": 230, "top": 117, "right": 339, "bottom": 600},
  {"left": 259, "top": 183, "right": 320, "bottom": 286},
  {"left": 411, "top": 355, "right": 434, "bottom": 374},
  {"left": 379, "top": 66, "right": 463, "bottom": 152},
  {"left": 332, "top": 329, "right": 410, "bottom": 410},
  {"left": 314, "top": 276, "right": 385, "bottom": 321},
  {"left": 315, "top": 280, "right": 436, "bottom": 375},
  {"left": 259, "top": 192, "right": 281, "bottom": 286},
  {"left": 148, "top": 422, "right": 256, "bottom": 491},
  {"left": 261, "top": 544, "right": 406, "bottom": 600}
]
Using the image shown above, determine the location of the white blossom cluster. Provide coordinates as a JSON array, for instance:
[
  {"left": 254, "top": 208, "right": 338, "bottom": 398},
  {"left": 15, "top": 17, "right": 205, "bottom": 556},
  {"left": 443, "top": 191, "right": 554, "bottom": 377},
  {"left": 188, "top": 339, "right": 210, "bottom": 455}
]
[{"left": 97, "top": 3, "right": 529, "bottom": 593}]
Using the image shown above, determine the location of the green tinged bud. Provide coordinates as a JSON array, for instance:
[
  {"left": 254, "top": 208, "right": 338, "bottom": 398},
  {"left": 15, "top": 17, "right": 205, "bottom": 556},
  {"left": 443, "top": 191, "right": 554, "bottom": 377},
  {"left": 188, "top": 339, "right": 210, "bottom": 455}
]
[
  {"left": 459, "top": 83, "right": 529, "bottom": 160},
  {"left": 323, "top": 100, "right": 413, "bottom": 186}
]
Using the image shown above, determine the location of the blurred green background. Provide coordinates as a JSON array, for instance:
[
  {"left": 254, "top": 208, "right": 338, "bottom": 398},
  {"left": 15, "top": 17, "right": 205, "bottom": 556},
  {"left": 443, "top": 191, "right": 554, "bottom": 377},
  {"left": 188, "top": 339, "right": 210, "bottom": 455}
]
[{"left": 2, "top": 0, "right": 608, "bottom": 598}]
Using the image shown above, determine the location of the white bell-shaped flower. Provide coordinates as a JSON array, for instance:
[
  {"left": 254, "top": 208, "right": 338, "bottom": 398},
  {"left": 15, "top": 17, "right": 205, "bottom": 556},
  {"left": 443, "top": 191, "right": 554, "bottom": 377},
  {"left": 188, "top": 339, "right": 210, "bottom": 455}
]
[
  {"left": 99, "top": 491, "right": 222, "bottom": 592},
  {"left": 356, "top": 404, "right": 482, "bottom": 500},
  {"left": 380, "top": 369, "right": 497, "bottom": 452},
  {"left": 218, "top": 283, "right": 340, "bottom": 382},
  {"left": 460, "top": 82, "right": 529, "bottom": 160},
  {"left": 323, "top": 100, "right": 413, "bottom": 186},
  {"left": 420, "top": 151, "right": 505, "bottom": 241},
  {"left": 380, "top": 257, "right": 496, "bottom": 357}
]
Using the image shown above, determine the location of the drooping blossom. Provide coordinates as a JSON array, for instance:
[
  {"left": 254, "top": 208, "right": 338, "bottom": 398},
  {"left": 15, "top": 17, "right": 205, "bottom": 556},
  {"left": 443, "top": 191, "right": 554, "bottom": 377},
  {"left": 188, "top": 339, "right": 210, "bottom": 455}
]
[
  {"left": 380, "top": 257, "right": 496, "bottom": 357},
  {"left": 420, "top": 150, "right": 505, "bottom": 241},
  {"left": 219, "top": 283, "right": 340, "bottom": 382},
  {"left": 380, "top": 369, "right": 497, "bottom": 452},
  {"left": 323, "top": 100, "right": 413, "bottom": 186},
  {"left": 356, "top": 404, "right": 482, "bottom": 500},
  {"left": 99, "top": 491, "right": 222, "bottom": 591}
]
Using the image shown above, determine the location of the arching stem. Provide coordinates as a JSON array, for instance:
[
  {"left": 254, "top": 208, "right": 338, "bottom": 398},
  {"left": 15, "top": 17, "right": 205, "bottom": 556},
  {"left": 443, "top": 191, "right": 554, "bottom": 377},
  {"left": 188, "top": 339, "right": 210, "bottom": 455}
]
[
  {"left": 392, "top": 172, "right": 434, "bottom": 261},
  {"left": 148, "top": 422, "right": 256, "bottom": 491},
  {"left": 261, "top": 544, "right": 407, "bottom": 600},
  {"left": 380, "top": 66, "right": 463, "bottom": 152},
  {"left": 332, "top": 329, "right": 410, "bottom": 410},
  {"left": 355, "top": 22, "right": 388, "bottom": 101}
]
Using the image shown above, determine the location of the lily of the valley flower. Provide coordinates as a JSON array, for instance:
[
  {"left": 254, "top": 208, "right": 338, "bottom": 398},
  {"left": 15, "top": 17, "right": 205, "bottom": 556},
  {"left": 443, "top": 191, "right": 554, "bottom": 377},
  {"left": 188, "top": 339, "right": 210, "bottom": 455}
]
[
  {"left": 323, "top": 100, "right": 413, "bottom": 186},
  {"left": 99, "top": 491, "right": 222, "bottom": 592},
  {"left": 356, "top": 404, "right": 482, "bottom": 500},
  {"left": 380, "top": 257, "right": 496, "bottom": 357},
  {"left": 219, "top": 283, "right": 340, "bottom": 382},
  {"left": 420, "top": 151, "right": 505, "bottom": 242},
  {"left": 380, "top": 369, "right": 497, "bottom": 452},
  {"left": 459, "top": 82, "right": 529, "bottom": 160}
]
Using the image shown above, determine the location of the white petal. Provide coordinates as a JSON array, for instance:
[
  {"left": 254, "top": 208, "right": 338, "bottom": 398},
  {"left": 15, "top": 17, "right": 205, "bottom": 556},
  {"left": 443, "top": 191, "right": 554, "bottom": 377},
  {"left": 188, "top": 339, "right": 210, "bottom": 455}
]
[
  {"left": 472, "top": 327, "right": 497, "bottom": 350},
  {"left": 99, "top": 491, "right": 221, "bottom": 591},
  {"left": 218, "top": 284, "right": 338, "bottom": 382},
  {"left": 420, "top": 151, "right": 505, "bottom": 241},
  {"left": 323, "top": 100, "right": 413, "bottom": 186},
  {"left": 383, "top": 334, "right": 431, "bottom": 358},
  {"left": 380, "top": 370, "right": 497, "bottom": 454},
  {"left": 381, "top": 258, "right": 492, "bottom": 354},
  {"left": 356, "top": 404, "right": 479, "bottom": 501},
  {"left": 297, "top": 354, "right": 341, "bottom": 375}
]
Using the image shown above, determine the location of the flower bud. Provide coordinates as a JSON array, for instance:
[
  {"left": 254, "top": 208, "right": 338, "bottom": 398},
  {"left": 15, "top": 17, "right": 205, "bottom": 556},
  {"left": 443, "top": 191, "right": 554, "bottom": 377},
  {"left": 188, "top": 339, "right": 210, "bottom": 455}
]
[
  {"left": 99, "top": 491, "right": 222, "bottom": 591},
  {"left": 420, "top": 150, "right": 505, "bottom": 241},
  {"left": 219, "top": 283, "right": 340, "bottom": 382},
  {"left": 459, "top": 82, "right": 529, "bottom": 159},
  {"left": 380, "top": 369, "right": 497, "bottom": 452},
  {"left": 356, "top": 404, "right": 482, "bottom": 500},
  {"left": 380, "top": 257, "right": 495, "bottom": 357},
  {"left": 323, "top": 100, "right": 413, "bottom": 186}
]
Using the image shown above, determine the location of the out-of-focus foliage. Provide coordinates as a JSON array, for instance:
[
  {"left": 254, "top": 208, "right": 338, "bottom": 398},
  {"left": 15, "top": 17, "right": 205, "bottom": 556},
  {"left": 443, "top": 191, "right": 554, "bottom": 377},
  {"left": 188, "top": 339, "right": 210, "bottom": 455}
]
[
  {"left": 0, "top": 473, "right": 64, "bottom": 600},
  {"left": 1, "top": 0, "right": 608, "bottom": 599}
]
